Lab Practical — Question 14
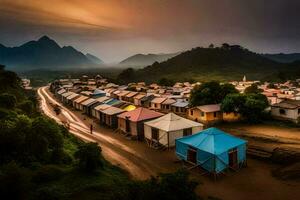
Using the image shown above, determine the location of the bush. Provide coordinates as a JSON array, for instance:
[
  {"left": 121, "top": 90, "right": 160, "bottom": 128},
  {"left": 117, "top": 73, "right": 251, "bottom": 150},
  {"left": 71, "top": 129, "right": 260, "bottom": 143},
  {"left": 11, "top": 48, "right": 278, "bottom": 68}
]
[
  {"left": 0, "top": 93, "right": 17, "bottom": 109},
  {"left": 75, "top": 143, "right": 103, "bottom": 173},
  {"left": 32, "top": 165, "right": 64, "bottom": 183},
  {"left": 0, "top": 162, "right": 31, "bottom": 200}
]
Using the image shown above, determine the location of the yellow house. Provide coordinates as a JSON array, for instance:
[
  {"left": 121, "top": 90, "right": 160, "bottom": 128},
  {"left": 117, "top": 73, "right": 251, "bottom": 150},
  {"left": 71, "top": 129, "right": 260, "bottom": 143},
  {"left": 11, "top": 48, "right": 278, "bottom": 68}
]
[{"left": 187, "top": 104, "right": 223, "bottom": 125}]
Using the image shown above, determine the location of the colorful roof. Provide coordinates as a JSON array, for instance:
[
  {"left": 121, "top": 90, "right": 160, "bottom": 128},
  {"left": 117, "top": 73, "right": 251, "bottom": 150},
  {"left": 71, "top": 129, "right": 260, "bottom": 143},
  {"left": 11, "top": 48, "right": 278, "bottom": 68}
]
[
  {"left": 122, "top": 105, "right": 137, "bottom": 111},
  {"left": 176, "top": 128, "right": 247, "bottom": 155},
  {"left": 118, "top": 107, "right": 163, "bottom": 122}
]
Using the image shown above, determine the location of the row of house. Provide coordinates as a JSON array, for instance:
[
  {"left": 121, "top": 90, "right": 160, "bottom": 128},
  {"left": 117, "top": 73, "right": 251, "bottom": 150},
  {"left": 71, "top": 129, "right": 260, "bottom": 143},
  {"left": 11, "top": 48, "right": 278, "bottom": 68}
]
[
  {"left": 52, "top": 77, "right": 248, "bottom": 177},
  {"left": 55, "top": 87, "right": 247, "bottom": 176}
]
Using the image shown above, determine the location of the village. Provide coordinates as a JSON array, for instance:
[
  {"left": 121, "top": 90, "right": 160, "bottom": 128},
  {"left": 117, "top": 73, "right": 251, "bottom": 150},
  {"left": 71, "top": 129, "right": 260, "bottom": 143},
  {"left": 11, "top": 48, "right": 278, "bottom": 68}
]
[
  {"left": 47, "top": 75, "right": 300, "bottom": 164},
  {"left": 23, "top": 73, "right": 299, "bottom": 200}
]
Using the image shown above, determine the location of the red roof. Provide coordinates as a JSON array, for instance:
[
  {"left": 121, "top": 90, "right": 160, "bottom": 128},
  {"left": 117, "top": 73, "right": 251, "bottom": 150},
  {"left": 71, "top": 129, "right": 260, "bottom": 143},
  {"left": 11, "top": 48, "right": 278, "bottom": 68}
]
[{"left": 117, "top": 107, "right": 163, "bottom": 122}]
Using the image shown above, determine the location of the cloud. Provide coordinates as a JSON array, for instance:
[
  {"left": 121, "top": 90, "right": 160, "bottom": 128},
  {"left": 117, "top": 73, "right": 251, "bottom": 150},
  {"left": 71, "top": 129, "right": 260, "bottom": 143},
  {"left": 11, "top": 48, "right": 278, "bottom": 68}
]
[{"left": 0, "top": 0, "right": 300, "bottom": 62}]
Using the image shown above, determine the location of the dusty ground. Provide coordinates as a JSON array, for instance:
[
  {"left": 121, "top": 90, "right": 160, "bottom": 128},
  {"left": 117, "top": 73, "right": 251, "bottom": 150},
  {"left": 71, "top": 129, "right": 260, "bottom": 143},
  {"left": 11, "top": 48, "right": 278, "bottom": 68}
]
[{"left": 39, "top": 87, "right": 300, "bottom": 200}]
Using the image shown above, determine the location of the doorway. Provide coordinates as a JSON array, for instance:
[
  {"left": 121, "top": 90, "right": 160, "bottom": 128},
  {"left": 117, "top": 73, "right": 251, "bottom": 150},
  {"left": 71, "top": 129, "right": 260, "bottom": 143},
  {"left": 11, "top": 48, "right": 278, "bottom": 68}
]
[
  {"left": 228, "top": 148, "right": 238, "bottom": 169},
  {"left": 187, "top": 147, "right": 197, "bottom": 164}
]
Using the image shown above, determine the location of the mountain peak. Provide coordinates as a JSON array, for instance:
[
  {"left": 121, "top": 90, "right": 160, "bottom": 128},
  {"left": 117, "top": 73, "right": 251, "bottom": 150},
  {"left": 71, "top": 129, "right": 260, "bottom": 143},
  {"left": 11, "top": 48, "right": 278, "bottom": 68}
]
[
  {"left": 36, "top": 35, "right": 60, "bottom": 48},
  {"left": 38, "top": 35, "right": 52, "bottom": 42}
]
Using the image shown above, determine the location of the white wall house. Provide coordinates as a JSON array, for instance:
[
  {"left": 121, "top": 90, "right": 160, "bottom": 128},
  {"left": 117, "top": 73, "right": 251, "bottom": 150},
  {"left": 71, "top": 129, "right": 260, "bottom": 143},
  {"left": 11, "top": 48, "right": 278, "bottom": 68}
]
[{"left": 271, "top": 100, "right": 300, "bottom": 123}]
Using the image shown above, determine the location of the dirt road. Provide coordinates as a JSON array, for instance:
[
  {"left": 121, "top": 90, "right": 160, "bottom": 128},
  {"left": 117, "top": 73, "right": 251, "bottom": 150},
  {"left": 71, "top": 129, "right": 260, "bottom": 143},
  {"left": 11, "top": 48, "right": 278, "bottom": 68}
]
[{"left": 38, "top": 86, "right": 300, "bottom": 200}]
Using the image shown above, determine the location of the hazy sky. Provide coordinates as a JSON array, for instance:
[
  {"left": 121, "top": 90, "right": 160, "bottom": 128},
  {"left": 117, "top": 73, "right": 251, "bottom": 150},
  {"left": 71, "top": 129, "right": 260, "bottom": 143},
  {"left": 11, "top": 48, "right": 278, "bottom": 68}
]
[{"left": 0, "top": 0, "right": 300, "bottom": 62}]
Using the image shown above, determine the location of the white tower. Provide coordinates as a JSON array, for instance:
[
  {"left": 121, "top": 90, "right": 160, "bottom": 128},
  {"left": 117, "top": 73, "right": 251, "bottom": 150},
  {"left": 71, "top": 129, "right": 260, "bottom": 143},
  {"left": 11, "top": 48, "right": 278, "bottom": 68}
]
[{"left": 243, "top": 75, "right": 246, "bottom": 82}]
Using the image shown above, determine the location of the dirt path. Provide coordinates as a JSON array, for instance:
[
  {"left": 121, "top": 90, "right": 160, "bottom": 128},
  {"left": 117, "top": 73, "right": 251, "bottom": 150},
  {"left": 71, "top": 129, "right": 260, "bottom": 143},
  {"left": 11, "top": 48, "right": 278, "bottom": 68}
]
[
  {"left": 39, "top": 87, "right": 300, "bottom": 200},
  {"left": 38, "top": 87, "right": 179, "bottom": 179}
]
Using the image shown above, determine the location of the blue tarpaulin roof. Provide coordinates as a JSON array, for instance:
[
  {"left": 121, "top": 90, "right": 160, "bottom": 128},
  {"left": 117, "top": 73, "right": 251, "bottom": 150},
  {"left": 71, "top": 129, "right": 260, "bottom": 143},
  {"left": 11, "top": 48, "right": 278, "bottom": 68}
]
[
  {"left": 176, "top": 127, "right": 247, "bottom": 155},
  {"left": 93, "top": 89, "right": 106, "bottom": 95},
  {"left": 105, "top": 98, "right": 121, "bottom": 105}
]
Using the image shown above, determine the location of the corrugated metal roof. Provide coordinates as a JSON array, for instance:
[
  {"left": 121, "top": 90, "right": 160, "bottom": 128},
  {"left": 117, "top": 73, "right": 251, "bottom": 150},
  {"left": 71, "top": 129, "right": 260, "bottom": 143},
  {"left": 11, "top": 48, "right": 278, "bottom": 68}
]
[
  {"left": 118, "top": 107, "right": 163, "bottom": 122},
  {"left": 196, "top": 104, "right": 221, "bottom": 113}
]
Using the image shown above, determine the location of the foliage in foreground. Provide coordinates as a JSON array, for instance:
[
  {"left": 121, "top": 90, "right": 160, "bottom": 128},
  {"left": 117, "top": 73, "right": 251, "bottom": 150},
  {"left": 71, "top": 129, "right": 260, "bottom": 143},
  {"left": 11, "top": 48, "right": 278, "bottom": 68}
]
[{"left": 0, "top": 65, "right": 200, "bottom": 200}]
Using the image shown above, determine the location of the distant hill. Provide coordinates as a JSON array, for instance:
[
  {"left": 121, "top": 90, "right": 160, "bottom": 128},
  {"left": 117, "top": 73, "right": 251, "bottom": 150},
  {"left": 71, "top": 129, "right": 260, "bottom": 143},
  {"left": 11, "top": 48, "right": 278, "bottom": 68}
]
[
  {"left": 0, "top": 36, "right": 104, "bottom": 71},
  {"left": 262, "top": 53, "right": 300, "bottom": 63},
  {"left": 86, "top": 53, "right": 104, "bottom": 64},
  {"left": 128, "top": 45, "right": 286, "bottom": 83},
  {"left": 119, "top": 52, "right": 179, "bottom": 68}
]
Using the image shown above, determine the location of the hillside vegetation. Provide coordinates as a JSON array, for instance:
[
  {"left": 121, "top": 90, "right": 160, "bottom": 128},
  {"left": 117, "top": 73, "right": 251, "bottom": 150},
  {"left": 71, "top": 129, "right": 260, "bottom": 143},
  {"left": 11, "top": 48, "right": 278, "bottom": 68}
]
[
  {"left": 0, "top": 65, "right": 199, "bottom": 200},
  {"left": 118, "top": 44, "right": 300, "bottom": 83}
]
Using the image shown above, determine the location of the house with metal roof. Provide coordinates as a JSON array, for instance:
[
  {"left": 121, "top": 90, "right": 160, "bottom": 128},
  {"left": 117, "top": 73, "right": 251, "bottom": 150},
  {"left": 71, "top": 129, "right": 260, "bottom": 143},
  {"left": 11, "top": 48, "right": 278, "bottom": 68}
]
[
  {"left": 100, "top": 107, "right": 126, "bottom": 128},
  {"left": 73, "top": 95, "right": 89, "bottom": 110},
  {"left": 271, "top": 99, "right": 300, "bottom": 123},
  {"left": 170, "top": 99, "right": 189, "bottom": 117},
  {"left": 118, "top": 107, "right": 163, "bottom": 140},
  {"left": 150, "top": 97, "right": 167, "bottom": 111},
  {"left": 187, "top": 104, "right": 223, "bottom": 125},
  {"left": 161, "top": 98, "right": 176, "bottom": 113}
]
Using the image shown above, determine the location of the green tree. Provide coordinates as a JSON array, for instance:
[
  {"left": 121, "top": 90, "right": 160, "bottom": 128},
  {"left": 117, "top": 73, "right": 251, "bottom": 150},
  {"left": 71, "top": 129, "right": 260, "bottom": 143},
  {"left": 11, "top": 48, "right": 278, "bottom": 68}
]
[
  {"left": 75, "top": 142, "right": 103, "bottom": 173},
  {"left": 117, "top": 68, "right": 136, "bottom": 84},
  {"left": 158, "top": 78, "right": 175, "bottom": 87},
  {"left": 221, "top": 93, "right": 269, "bottom": 122},
  {"left": 0, "top": 93, "right": 17, "bottom": 109},
  {"left": 28, "top": 117, "right": 64, "bottom": 163},
  {"left": 244, "top": 84, "right": 263, "bottom": 94},
  {"left": 190, "top": 81, "right": 238, "bottom": 107}
]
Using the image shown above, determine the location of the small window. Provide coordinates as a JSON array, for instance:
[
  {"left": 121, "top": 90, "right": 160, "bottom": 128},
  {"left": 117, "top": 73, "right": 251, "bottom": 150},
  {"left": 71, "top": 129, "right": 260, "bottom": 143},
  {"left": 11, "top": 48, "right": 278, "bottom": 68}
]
[
  {"left": 151, "top": 128, "right": 159, "bottom": 140},
  {"left": 176, "top": 107, "right": 179, "bottom": 112},
  {"left": 154, "top": 103, "right": 157, "bottom": 108},
  {"left": 214, "top": 112, "right": 217, "bottom": 118},
  {"left": 201, "top": 112, "right": 205, "bottom": 117},
  {"left": 190, "top": 110, "right": 194, "bottom": 116},
  {"left": 183, "top": 128, "right": 192, "bottom": 136},
  {"left": 279, "top": 109, "right": 286, "bottom": 115}
]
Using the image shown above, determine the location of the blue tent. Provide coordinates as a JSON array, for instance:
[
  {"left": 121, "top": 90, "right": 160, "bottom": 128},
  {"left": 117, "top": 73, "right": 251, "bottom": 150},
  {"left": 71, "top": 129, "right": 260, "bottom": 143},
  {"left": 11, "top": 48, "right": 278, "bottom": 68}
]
[
  {"left": 91, "top": 89, "right": 106, "bottom": 98},
  {"left": 176, "top": 127, "right": 247, "bottom": 173}
]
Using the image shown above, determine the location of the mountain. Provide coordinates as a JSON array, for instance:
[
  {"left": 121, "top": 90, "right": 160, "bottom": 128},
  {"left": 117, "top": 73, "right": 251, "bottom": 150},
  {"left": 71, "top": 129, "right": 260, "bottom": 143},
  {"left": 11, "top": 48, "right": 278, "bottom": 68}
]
[
  {"left": 0, "top": 36, "right": 103, "bottom": 71},
  {"left": 119, "top": 52, "right": 180, "bottom": 67},
  {"left": 86, "top": 53, "right": 104, "bottom": 64},
  {"left": 262, "top": 53, "right": 300, "bottom": 63},
  {"left": 128, "top": 45, "right": 286, "bottom": 83}
]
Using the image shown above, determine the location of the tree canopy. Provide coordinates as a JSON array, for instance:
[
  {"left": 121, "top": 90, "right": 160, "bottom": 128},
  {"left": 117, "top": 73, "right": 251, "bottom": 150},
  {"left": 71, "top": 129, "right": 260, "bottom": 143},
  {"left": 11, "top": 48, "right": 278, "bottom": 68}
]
[
  {"left": 189, "top": 81, "right": 238, "bottom": 107},
  {"left": 244, "top": 83, "right": 263, "bottom": 94},
  {"left": 75, "top": 142, "right": 103, "bottom": 173},
  {"left": 221, "top": 93, "right": 269, "bottom": 122}
]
